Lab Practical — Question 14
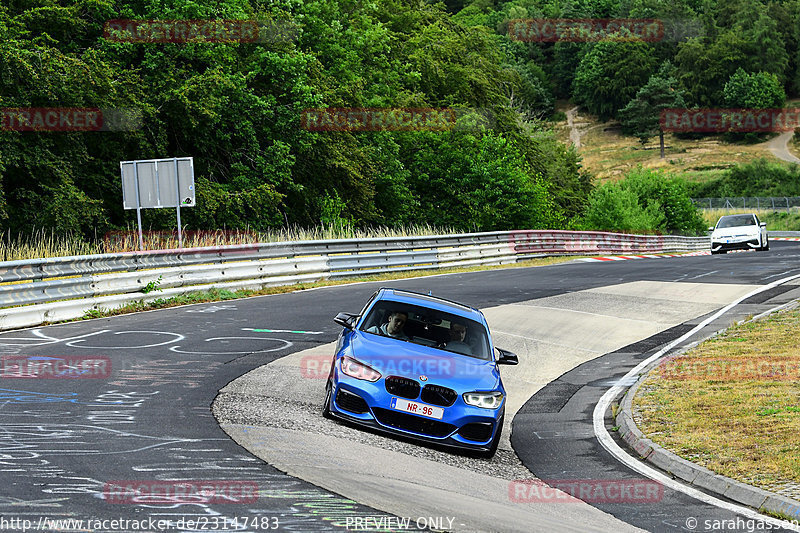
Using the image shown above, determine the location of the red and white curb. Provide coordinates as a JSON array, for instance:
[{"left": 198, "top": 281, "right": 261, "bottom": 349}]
[
  {"left": 579, "top": 251, "right": 709, "bottom": 262},
  {"left": 581, "top": 237, "right": 799, "bottom": 261}
]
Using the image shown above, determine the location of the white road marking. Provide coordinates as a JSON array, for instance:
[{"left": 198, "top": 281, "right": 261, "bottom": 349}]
[
  {"left": 593, "top": 273, "right": 800, "bottom": 531},
  {"left": 66, "top": 331, "right": 185, "bottom": 349},
  {"left": 169, "top": 337, "right": 292, "bottom": 355}
]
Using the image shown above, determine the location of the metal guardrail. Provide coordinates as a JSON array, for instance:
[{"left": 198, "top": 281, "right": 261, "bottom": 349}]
[
  {"left": 693, "top": 197, "right": 800, "bottom": 211},
  {"left": 0, "top": 230, "right": 710, "bottom": 331},
  {"left": 767, "top": 231, "right": 800, "bottom": 237}
]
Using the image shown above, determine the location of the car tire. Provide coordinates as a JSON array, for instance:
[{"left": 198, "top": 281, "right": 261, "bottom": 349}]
[
  {"left": 322, "top": 381, "right": 334, "bottom": 419},
  {"left": 477, "top": 413, "right": 504, "bottom": 459},
  {"left": 762, "top": 238, "right": 770, "bottom": 251}
]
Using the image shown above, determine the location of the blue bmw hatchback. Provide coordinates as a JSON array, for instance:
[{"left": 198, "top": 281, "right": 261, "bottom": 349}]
[{"left": 323, "top": 288, "right": 518, "bottom": 457}]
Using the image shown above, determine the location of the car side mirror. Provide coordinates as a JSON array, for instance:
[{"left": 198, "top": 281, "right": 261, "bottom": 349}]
[
  {"left": 708, "top": 227, "right": 714, "bottom": 232},
  {"left": 760, "top": 222, "right": 767, "bottom": 227},
  {"left": 495, "top": 348, "right": 519, "bottom": 365},
  {"left": 334, "top": 312, "right": 359, "bottom": 330}
]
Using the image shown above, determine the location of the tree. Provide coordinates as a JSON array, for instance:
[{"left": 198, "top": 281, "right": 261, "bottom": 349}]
[
  {"left": 0, "top": 0, "right": 592, "bottom": 239},
  {"left": 572, "top": 39, "right": 657, "bottom": 120},
  {"left": 675, "top": 31, "right": 748, "bottom": 106},
  {"left": 744, "top": 13, "right": 788, "bottom": 84},
  {"left": 619, "top": 62, "right": 687, "bottom": 157},
  {"left": 723, "top": 69, "right": 786, "bottom": 109},
  {"left": 402, "top": 132, "right": 564, "bottom": 231}
]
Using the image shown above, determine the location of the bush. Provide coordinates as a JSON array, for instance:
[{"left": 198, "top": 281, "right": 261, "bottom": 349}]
[
  {"left": 581, "top": 168, "right": 706, "bottom": 235},
  {"left": 581, "top": 186, "right": 664, "bottom": 233},
  {"left": 402, "top": 132, "right": 564, "bottom": 231},
  {"left": 690, "top": 159, "right": 800, "bottom": 197}
]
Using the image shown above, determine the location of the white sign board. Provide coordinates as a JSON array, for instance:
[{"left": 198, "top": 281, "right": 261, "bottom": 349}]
[
  {"left": 120, "top": 157, "right": 195, "bottom": 250},
  {"left": 121, "top": 157, "right": 195, "bottom": 209}
]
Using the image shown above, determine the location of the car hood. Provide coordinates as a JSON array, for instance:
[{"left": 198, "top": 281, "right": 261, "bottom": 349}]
[
  {"left": 712, "top": 226, "right": 759, "bottom": 239},
  {"left": 349, "top": 332, "right": 501, "bottom": 391}
]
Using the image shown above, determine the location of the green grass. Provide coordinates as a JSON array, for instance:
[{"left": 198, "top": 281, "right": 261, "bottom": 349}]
[
  {"left": 700, "top": 208, "right": 800, "bottom": 231},
  {"left": 762, "top": 212, "right": 800, "bottom": 231},
  {"left": 634, "top": 306, "right": 800, "bottom": 491}
]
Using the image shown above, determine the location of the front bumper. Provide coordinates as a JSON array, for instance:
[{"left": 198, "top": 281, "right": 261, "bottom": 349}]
[
  {"left": 711, "top": 238, "right": 760, "bottom": 252},
  {"left": 329, "top": 375, "right": 503, "bottom": 452}
]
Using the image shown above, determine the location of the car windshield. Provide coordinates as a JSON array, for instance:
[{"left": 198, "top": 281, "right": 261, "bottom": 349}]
[
  {"left": 360, "top": 301, "right": 492, "bottom": 360},
  {"left": 717, "top": 215, "right": 757, "bottom": 228}
]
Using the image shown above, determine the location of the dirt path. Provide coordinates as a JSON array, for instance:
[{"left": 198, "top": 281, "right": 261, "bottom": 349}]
[
  {"left": 763, "top": 131, "right": 799, "bottom": 163},
  {"left": 566, "top": 106, "right": 582, "bottom": 148},
  {"left": 566, "top": 106, "right": 603, "bottom": 149}
]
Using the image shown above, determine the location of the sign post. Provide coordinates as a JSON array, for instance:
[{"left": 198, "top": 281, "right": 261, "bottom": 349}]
[{"left": 120, "top": 157, "right": 195, "bottom": 251}]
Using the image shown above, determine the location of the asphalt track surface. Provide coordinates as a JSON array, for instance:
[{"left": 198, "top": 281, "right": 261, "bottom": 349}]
[{"left": 1, "top": 242, "right": 800, "bottom": 532}]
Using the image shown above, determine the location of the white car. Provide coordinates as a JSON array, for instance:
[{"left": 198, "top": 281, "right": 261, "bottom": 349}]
[{"left": 709, "top": 214, "right": 769, "bottom": 254}]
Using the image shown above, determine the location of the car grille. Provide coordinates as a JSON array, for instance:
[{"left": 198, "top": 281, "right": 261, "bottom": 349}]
[
  {"left": 335, "top": 389, "right": 370, "bottom": 414},
  {"left": 372, "top": 408, "right": 456, "bottom": 438},
  {"left": 385, "top": 376, "right": 420, "bottom": 399},
  {"left": 458, "top": 422, "right": 494, "bottom": 442},
  {"left": 420, "top": 384, "right": 457, "bottom": 407}
]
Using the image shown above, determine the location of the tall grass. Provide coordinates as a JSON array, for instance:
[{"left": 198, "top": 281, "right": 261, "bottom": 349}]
[
  {"left": 0, "top": 224, "right": 460, "bottom": 262},
  {"left": 0, "top": 229, "right": 103, "bottom": 262},
  {"left": 700, "top": 208, "right": 800, "bottom": 231}
]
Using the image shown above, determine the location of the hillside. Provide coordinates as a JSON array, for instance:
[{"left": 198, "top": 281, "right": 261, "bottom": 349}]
[
  {"left": 554, "top": 102, "right": 800, "bottom": 183},
  {"left": 1, "top": 0, "right": 799, "bottom": 239}
]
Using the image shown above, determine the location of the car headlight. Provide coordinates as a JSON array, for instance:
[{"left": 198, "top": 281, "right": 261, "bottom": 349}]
[
  {"left": 340, "top": 356, "right": 381, "bottom": 382},
  {"left": 463, "top": 391, "right": 504, "bottom": 409}
]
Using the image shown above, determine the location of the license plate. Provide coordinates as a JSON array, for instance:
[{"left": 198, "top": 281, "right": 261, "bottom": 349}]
[{"left": 390, "top": 398, "right": 444, "bottom": 420}]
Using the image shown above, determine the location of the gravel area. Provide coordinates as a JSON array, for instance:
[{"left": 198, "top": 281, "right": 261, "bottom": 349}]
[{"left": 213, "top": 391, "right": 535, "bottom": 482}]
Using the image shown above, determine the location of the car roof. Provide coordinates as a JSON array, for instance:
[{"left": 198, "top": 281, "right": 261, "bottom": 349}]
[{"left": 376, "top": 288, "right": 483, "bottom": 318}]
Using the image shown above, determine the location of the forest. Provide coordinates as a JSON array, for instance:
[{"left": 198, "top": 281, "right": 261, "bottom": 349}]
[{"left": 0, "top": 0, "right": 797, "bottom": 238}]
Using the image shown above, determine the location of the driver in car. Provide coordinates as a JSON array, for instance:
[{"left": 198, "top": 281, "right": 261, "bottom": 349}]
[
  {"left": 445, "top": 320, "right": 473, "bottom": 355},
  {"left": 367, "top": 310, "right": 411, "bottom": 341}
]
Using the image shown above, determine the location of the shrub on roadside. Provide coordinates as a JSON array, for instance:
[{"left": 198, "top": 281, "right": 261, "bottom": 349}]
[
  {"left": 581, "top": 168, "right": 706, "bottom": 235},
  {"left": 690, "top": 158, "right": 800, "bottom": 198}
]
